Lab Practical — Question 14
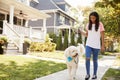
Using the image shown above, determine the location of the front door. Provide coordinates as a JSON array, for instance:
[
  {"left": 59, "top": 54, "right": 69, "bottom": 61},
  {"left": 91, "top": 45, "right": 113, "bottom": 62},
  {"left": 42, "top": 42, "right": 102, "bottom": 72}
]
[{"left": 0, "top": 13, "right": 5, "bottom": 34}]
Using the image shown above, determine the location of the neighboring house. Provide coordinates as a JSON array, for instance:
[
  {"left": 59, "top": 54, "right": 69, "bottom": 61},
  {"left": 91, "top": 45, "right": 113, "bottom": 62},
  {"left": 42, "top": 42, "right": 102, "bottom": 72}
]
[
  {"left": 0, "top": 0, "right": 50, "bottom": 52},
  {"left": 29, "top": 0, "right": 76, "bottom": 36}
]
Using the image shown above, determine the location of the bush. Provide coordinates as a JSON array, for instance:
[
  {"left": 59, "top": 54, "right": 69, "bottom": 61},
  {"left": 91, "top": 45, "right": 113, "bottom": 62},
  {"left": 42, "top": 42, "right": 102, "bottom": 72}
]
[
  {"left": 115, "top": 43, "right": 120, "bottom": 52},
  {"left": 56, "top": 32, "right": 62, "bottom": 50},
  {"left": 29, "top": 42, "right": 56, "bottom": 52},
  {"left": 29, "top": 34, "right": 56, "bottom": 52},
  {"left": 49, "top": 33, "right": 57, "bottom": 43},
  {"left": 63, "top": 30, "right": 68, "bottom": 49}
]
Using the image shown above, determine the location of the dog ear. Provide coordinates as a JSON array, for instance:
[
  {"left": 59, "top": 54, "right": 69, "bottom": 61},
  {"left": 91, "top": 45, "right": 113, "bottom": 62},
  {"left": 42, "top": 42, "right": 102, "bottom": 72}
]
[{"left": 64, "top": 48, "right": 70, "bottom": 57}]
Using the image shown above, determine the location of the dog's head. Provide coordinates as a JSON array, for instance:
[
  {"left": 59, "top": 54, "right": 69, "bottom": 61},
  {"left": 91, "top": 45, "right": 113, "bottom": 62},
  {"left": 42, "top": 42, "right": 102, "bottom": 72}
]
[
  {"left": 77, "top": 43, "right": 85, "bottom": 54},
  {"left": 65, "top": 46, "right": 79, "bottom": 58}
]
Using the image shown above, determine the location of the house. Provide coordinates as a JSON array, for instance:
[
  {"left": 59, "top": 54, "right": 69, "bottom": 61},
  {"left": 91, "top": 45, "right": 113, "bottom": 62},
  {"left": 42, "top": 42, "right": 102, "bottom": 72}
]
[
  {"left": 0, "top": 0, "right": 50, "bottom": 52},
  {"left": 29, "top": 0, "right": 76, "bottom": 43}
]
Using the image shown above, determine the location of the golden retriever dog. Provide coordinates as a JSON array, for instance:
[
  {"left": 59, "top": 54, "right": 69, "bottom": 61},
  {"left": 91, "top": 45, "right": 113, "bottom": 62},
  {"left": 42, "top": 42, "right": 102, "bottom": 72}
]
[{"left": 64, "top": 44, "right": 85, "bottom": 80}]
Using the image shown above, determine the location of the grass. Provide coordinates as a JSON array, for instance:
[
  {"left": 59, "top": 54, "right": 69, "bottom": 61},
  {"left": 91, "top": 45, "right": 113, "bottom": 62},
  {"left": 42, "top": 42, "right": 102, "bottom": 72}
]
[
  {"left": 102, "top": 68, "right": 120, "bottom": 80},
  {"left": 29, "top": 51, "right": 65, "bottom": 60},
  {"left": 0, "top": 55, "right": 67, "bottom": 80},
  {"left": 82, "top": 54, "right": 103, "bottom": 59},
  {"left": 102, "top": 57, "right": 120, "bottom": 80},
  {"left": 29, "top": 51, "right": 103, "bottom": 60},
  {"left": 103, "top": 52, "right": 113, "bottom": 55},
  {"left": 114, "top": 56, "right": 120, "bottom": 66}
]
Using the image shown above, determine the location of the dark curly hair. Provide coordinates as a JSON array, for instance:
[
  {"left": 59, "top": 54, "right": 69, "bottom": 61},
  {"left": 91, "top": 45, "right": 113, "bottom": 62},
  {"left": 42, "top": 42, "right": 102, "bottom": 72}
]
[{"left": 88, "top": 11, "right": 99, "bottom": 31}]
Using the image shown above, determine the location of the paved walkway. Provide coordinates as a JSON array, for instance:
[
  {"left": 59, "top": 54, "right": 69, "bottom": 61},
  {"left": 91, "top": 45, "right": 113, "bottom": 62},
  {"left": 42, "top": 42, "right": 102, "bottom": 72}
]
[{"left": 19, "top": 55, "right": 116, "bottom": 80}]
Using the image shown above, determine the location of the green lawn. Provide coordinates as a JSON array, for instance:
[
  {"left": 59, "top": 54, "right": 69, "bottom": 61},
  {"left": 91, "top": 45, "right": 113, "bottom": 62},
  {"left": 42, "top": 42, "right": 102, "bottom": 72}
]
[
  {"left": 29, "top": 51, "right": 65, "bottom": 60},
  {"left": 0, "top": 55, "right": 67, "bottom": 80},
  {"left": 29, "top": 51, "right": 103, "bottom": 60},
  {"left": 102, "top": 57, "right": 120, "bottom": 80},
  {"left": 114, "top": 56, "right": 120, "bottom": 66},
  {"left": 102, "top": 68, "right": 120, "bottom": 80}
]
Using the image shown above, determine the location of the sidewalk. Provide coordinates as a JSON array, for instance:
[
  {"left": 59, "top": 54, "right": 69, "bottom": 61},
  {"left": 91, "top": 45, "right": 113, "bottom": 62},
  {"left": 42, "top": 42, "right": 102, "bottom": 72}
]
[{"left": 20, "top": 55, "right": 115, "bottom": 80}]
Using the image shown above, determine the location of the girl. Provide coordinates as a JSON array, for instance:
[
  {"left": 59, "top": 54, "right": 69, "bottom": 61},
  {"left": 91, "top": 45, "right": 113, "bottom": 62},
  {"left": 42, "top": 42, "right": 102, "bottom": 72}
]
[{"left": 79, "top": 11, "right": 105, "bottom": 80}]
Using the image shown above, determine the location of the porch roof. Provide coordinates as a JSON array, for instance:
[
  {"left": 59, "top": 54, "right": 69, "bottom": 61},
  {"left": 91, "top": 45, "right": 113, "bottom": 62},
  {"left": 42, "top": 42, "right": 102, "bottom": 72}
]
[{"left": 0, "top": 0, "right": 50, "bottom": 20}]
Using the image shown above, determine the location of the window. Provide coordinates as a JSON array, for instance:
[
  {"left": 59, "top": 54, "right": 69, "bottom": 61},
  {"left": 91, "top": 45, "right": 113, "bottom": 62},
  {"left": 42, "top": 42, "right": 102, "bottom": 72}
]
[
  {"left": 16, "top": 0, "right": 29, "bottom": 5},
  {"left": 14, "top": 17, "right": 26, "bottom": 26},
  {"left": 59, "top": 15, "right": 65, "bottom": 24},
  {"left": 0, "top": 13, "right": 5, "bottom": 20},
  {"left": 65, "top": 5, "right": 69, "bottom": 12},
  {"left": 69, "top": 20, "right": 73, "bottom": 26}
]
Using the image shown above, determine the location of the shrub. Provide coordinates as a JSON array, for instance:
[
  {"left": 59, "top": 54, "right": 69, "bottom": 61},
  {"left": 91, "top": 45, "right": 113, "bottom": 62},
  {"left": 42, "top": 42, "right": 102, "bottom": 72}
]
[
  {"left": 56, "top": 32, "right": 62, "bottom": 50},
  {"left": 49, "top": 33, "right": 57, "bottom": 43},
  {"left": 29, "top": 34, "right": 56, "bottom": 52}
]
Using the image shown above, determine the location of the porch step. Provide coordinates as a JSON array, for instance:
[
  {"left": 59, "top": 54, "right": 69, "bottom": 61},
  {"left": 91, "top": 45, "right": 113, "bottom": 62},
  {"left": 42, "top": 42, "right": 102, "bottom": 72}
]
[
  {"left": 5, "top": 43, "right": 19, "bottom": 54},
  {"left": 7, "top": 43, "right": 18, "bottom": 50}
]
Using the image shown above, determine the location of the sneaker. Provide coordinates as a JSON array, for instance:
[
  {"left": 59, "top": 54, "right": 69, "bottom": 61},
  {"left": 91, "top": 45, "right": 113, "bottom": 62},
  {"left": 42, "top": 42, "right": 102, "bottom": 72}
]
[
  {"left": 92, "top": 75, "right": 97, "bottom": 79},
  {"left": 73, "top": 77, "right": 76, "bottom": 80},
  {"left": 85, "top": 75, "right": 90, "bottom": 80}
]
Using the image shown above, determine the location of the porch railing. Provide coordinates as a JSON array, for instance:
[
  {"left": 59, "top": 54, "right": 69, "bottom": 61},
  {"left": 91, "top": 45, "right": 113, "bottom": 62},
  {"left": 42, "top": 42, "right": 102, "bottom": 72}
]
[
  {"left": 30, "top": 27, "right": 45, "bottom": 42},
  {"left": 3, "top": 21, "right": 24, "bottom": 52},
  {"left": 13, "top": 25, "right": 30, "bottom": 37},
  {"left": 13, "top": 25, "right": 45, "bottom": 42}
]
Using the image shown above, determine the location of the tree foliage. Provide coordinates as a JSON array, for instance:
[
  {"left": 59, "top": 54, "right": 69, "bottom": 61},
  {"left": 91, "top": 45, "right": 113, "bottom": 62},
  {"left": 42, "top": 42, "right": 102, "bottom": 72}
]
[
  {"left": 77, "top": 33, "right": 82, "bottom": 44},
  {"left": 56, "top": 32, "right": 62, "bottom": 50},
  {"left": 95, "top": 0, "right": 120, "bottom": 36},
  {"left": 70, "top": 32, "right": 76, "bottom": 45},
  {"left": 63, "top": 30, "right": 68, "bottom": 49}
]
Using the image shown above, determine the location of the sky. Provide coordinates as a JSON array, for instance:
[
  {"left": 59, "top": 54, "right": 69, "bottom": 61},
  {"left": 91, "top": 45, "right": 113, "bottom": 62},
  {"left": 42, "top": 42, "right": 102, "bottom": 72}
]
[{"left": 65, "top": 0, "right": 96, "bottom": 7}]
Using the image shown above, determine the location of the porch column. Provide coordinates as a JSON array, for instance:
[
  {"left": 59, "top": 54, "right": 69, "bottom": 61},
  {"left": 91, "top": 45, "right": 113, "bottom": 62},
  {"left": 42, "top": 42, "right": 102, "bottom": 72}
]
[
  {"left": 29, "top": 27, "right": 32, "bottom": 38},
  {"left": 25, "top": 20, "right": 28, "bottom": 27},
  {"left": 43, "top": 19, "right": 47, "bottom": 41},
  {"left": 19, "top": 34, "right": 24, "bottom": 52},
  {"left": 21, "top": 19, "right": 23, "bottom": 26},
  {"left": 9, "top": 5, "right": 14, "bottom": 26},
  {"left": 5, "top": 14, "right": 7, "bottom": 20},
  {"left": 3, "top": 20, "right": 7, "bottom": 34},
  {"left": 26, "top": 0, "right": 30, "bottom": 6},
  {"left": 54, "top": 12, "right": 56, "bottom": 33},
  {"left": 68, "top": 27, "right": 71, "bottom": 44}
]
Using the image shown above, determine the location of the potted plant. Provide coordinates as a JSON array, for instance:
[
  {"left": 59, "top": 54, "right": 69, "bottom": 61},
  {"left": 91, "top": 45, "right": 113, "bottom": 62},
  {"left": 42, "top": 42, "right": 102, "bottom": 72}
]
[
  {"left": 23, "top": 38, "right": 31, "bottom": 54},
  {"left": 0, "top": 35, "right": 8, "bottom": 48},
  {"left": 0, "top": 39, "right": 4, "bottom": 54}
]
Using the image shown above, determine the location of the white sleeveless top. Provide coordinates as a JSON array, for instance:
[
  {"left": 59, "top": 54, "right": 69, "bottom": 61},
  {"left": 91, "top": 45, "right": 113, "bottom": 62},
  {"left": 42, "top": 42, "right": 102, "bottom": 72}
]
[{"left": 86, "top": 22, "right": 105, "bottom": 49}]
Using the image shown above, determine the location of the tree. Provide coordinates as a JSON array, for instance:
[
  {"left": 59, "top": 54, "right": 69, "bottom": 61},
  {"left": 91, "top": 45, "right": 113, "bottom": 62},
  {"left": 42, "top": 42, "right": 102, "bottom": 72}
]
[
  {"left": 71, "top": 32, "right": 76, "bottom": 45},
  {"left": 63, "top": 30, "right": 68, "bottom": 49},
  {"left": 56, "top": 32, "right": 62, "bottom": 50},
  {"left": 77, "top": 33, "right": 82, "bottom": 44},
  {"left": 95, "top": 0, "right": 120, "bottom": 36}
]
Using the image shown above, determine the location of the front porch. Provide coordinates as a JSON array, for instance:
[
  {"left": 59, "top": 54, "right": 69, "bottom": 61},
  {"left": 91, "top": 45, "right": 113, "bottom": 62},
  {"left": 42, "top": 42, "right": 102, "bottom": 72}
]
[{"left": 0, "top": 0, "right": 50, "bottom": 53}]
